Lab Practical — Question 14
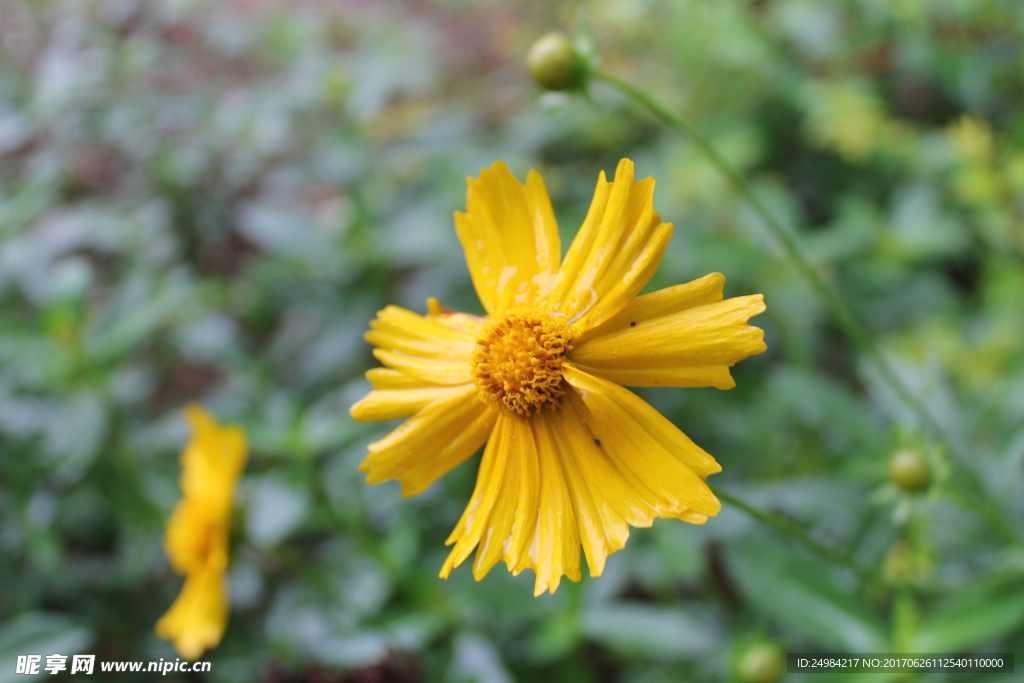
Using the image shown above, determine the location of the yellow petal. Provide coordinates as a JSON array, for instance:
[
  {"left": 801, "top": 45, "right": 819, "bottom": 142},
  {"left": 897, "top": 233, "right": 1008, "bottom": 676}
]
[
  {"left": 350, "top": 385, "right": 476, "bottom": 422},
  {"left": 456, "top": 415, "right": 539, "bottom": 580},
  {"left": 437, "top": 369, "right": 721, "bottom": 591},
  {"left": 440, "top": 413, "right": 547, "bottom": 585},
  {"left": 361, "top": 385, "right": 495, "bottom": 496},
  {"left": 568, "top": 364, "right": 738, "bottom": 389},
  {"left": 437, "top": 416, "right": 539, "bottom": 572},
  {"left": 574, "top": 222, "right": 673, "bottom": 332},
  {"left": 426, "top": 297, "right": 491, "bottom": 336},
  {"left": 524, "top": 169, "right": 562, "bottom": 282},
  {"left": 558, "top": 393, "right": 720, "bottom": 574},
  {"left": 180, "top": 406, "right": 247, "bottom": 516},
  {"left": 569, "top": 294, "right": 767, "bottom": 389},
  {"left": 552, "top": 159, "right": 673, "bottom": 332},
  {"left": 533, "top": 404, "right": 635, "bottom": 582},
  {"left": 454, "top": 161, "right": 562, "bottom": 315},
  {"left": 372, "top": 349, "right": 474, "bottom": 385},
  {"left": 365, "top": 368, "right": 436, "bottom": 390},
  {"left": 441, "top": 415, "right": 512, "bottom": 576},
  {"left": 155, "top": 552, "right": 229, "bottom": 660},
  {"left": 528, "top": 409, "right": 582, "bottom": 595},
  {"left": 555, "top": 399, "right": 636, "bottom": 577},
  {"left": 503, "top": 415, "right": 540, "bottom": 575},
  {"left": 164, "top": 500, "right": 228, "bottom": 574},
  {"left": 573, "top": 272, "right": 725, "bottom": 345},
  {"left": 397, "top": 407, "right": 497, "bottom": 497},
  {"left": 454, "top": 210, "right": 502, "bottom": 317},
  {"left": 365, "top": 305, "right": 476, "bottom": 361},
  {"left": 549, "top": 170, "right": 612, "bottom": 304},
  {"left": 562, "top": 364, "right": 722, "bottom": 515}
]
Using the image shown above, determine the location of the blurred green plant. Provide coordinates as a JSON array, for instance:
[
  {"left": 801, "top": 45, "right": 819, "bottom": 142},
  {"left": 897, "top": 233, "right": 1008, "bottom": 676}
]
[{"left": 2, "top": 1, "right": 1024, "bottom": 682}]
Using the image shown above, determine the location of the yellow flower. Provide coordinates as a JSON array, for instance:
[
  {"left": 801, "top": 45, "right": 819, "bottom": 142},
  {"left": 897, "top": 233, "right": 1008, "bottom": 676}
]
[
  {"left": 351, "top": 159, "right": 766, "bottom": 595},
  {"left": 156, "top": 405, "right": 247, "bottom": 659},
  {"left": 804, "top": 80, "right": 914, "bottom": 162},
  {"left": 948, "top": 115, "right": 994, "bottom": 164}
]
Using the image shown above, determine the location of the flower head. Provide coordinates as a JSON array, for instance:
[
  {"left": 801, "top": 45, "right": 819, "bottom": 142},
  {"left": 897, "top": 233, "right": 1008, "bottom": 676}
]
[
  {"left": 156, "top": 405, "right": 247, "bottom": 659},
  {"left": 352, "top": 159, "right": 766, "bottom": 595}
]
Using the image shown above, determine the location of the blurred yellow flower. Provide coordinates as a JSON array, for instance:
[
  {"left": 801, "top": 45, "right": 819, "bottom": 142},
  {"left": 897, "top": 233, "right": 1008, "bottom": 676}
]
[
  {"left": 1004, "top": 153, "right": 1024, "bottom": 193},
  {"left": 948, "top": 115, "right": 994, "bottom": 163},
  {"left": 351, "top": 159, "right": 766, "bottom": 595},
  {"left": 156, "top": 405, "right": 247, "bottom": 659},
  {"left": 947, "top": 115, "right": 1002, "bottom": 207},
  {"left": 806, "top": 81, "right": 885, "bottom": 161},
  {"left": 805, "top": 81, "right": 912, "bottom": 162}
]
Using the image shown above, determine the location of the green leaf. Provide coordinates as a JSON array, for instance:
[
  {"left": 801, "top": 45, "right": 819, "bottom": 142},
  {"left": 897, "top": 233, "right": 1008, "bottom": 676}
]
[
  {"left": 0, "top": 613, "right": 91, "bottom": 683},
  {"left": 244, "top": 474, "right": 310, "bottom": 547},
  {"left": 528, "top": 606, "right": 580, "bottom": 664},
  {"left": 579, "top": 602, "right": 719, "bottom": 660},
  {"left": 912, "top": 573, "right": 1024, "bottom": 652},
  {"left": 726, "top": 538, "right": 886, "bottom": 652},
  {"left": 448, "top": 632, "right": 513, "bottom": 683}
]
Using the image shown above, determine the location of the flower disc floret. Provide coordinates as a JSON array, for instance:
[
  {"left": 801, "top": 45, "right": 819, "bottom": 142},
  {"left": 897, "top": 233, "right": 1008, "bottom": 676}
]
[{"left": 472, "top": 307, "right": 575, "bottom": 415}]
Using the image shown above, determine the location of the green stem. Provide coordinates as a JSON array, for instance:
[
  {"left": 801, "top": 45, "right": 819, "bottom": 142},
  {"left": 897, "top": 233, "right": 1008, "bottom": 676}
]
[
  {"left": 592, "top": 68, "right": 1018, "bottom": 546},
  {"left": 716, "top": 489, "right": 877, "bottom": 585}
]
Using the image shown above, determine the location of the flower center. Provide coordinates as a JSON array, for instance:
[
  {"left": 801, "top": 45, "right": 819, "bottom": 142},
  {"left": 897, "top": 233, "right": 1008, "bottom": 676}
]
[{"left": 471, "top": 307, "right": 575, "bottom": 415}]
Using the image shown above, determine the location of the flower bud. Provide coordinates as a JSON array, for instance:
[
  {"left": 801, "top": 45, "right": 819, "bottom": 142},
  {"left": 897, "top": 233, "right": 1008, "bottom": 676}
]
[
  {"left": 888, "top": 448, "right": 930, "bottom": 492},
  {"left": 883, "top": 538, "right": 932, "bottom": 586},
  {"left": 526, "top": 32, "right": 585, "bottom": 91},
  {"left": 738, "top": 644, "right": 784, "bottom": 683}
]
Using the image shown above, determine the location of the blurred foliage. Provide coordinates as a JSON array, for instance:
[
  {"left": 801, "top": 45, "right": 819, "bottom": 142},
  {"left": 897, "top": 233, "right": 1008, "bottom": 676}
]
[{"left": 2, "top": 0, "right": 1024, "bottom": 681}]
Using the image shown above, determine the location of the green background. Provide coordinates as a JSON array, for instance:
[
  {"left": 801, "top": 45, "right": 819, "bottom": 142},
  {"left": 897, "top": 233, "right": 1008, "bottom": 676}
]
[{"left": 1, "top": 0, "right": 1023, "bottom": 681}]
